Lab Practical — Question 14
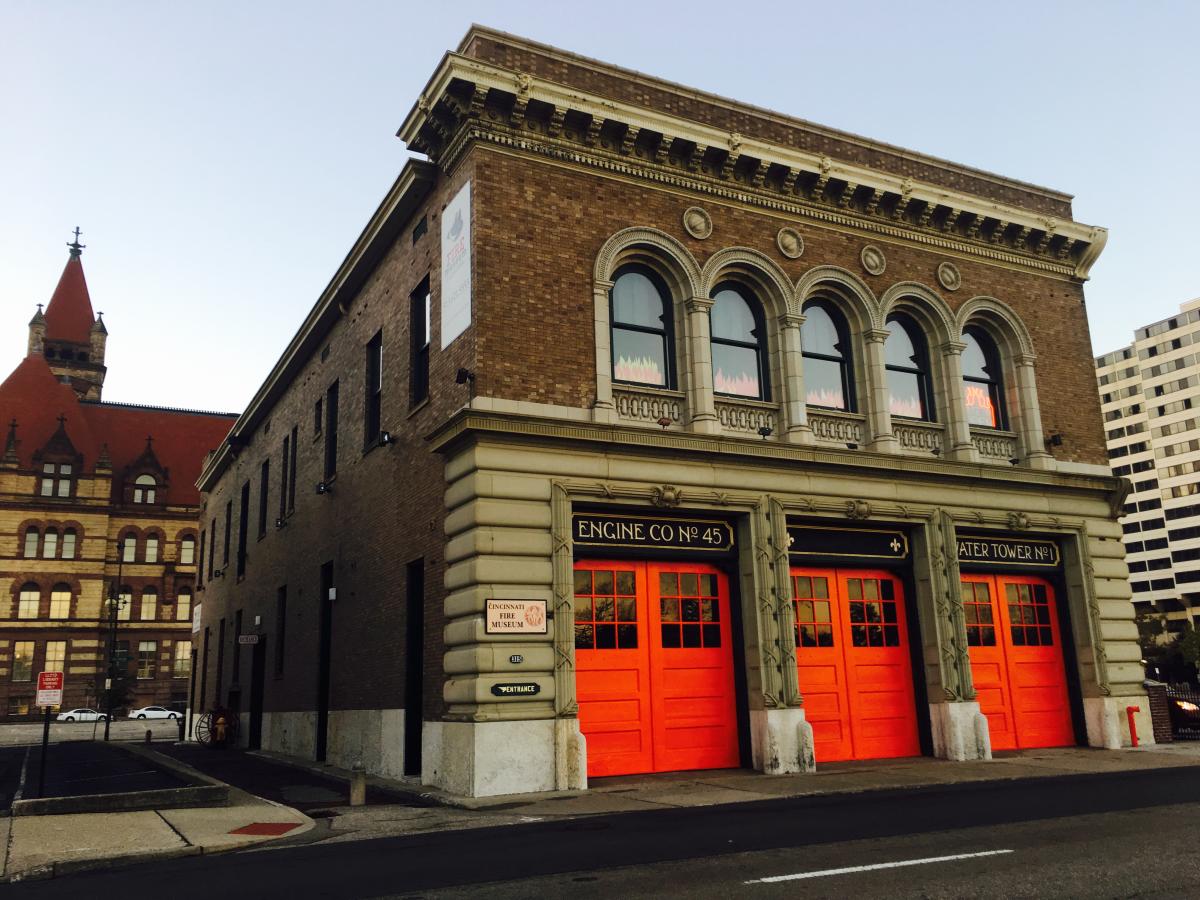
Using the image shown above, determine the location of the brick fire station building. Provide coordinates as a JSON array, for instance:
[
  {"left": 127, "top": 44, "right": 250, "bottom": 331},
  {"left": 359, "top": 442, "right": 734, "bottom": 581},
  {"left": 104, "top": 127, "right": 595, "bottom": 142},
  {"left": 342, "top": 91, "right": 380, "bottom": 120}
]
[
  {"left": 194, "top": 27, "right": 1143, "bottom": 797},
  {"left": 0, "top": 239, "right": 236, "bottom": 718}
]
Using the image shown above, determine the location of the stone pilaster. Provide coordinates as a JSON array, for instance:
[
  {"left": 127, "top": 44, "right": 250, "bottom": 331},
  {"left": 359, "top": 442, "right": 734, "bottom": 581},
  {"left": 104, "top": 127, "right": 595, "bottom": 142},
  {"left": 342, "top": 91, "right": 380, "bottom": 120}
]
[
  {"left": 777, "top": 313, "right": 812, "bottom": 444},
  {"left": 863, "top": 328, "right": 897, "bottom": 452},
  {"left": 591, "top": 280, "right": 615, "bottom": 423},
  {"left": 939, "top": 340, "right": 977, "bottom": 462},
  {"left": 684, "top": 297, "right": 720, "bottom": 434}
]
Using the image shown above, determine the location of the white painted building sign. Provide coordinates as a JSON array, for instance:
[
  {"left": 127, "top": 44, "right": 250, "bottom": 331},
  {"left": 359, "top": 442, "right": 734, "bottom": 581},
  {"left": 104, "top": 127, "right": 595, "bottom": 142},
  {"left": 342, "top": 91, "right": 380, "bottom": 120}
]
[{"left": 440, "top": 180, "right": 472, "bottom": 349}]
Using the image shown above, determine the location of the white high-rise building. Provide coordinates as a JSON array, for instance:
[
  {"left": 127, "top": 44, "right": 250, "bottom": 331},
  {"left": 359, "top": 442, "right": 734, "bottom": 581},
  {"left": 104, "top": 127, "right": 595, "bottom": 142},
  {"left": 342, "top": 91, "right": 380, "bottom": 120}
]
[{"left": 1096, "top": 298, "right": 1200, "bottom": 632}]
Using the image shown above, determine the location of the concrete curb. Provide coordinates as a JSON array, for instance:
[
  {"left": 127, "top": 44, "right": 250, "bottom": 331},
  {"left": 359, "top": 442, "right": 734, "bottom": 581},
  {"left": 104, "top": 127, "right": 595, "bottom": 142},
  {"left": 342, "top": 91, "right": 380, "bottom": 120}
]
[{"left": 11, "top": 742, "right": 229, "bottom": 817}]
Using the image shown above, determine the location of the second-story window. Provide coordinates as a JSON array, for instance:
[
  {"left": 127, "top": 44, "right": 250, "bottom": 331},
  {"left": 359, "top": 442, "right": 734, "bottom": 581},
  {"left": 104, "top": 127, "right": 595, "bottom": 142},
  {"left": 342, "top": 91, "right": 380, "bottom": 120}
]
[
  {"left": 366, "top": 330, "right": 383, "bottom": 444},
  {"left": 962, "top": 328, "right": 1008, "bottom": 429},
  {"left": 884, "top": 316, "right": 935, "bottom": 421},
  {"left": 711, "top": 284, "right": 769, "bottom": 400},
  {"left": 180, "top": 535, "right": 195, "bottom": 565},
  {"left": 141, "top": 588, "right": 157, "bottom": 621},
  {"left": 122, "top": 537, "right": 137, "bottom": 563},
  {"left": 324, "top": 381, "right": 339, "bottom": 480},
  {"left": 237, "top": 481, "right": 250, "bottom": 578},
  {"left": 611, "top": 266, "right": 673, "bottom": 388},
  {"left": 145, "top": 535, "right": 159, "bottom": 564},
  {"left": 801, "top": 301, "right": 855, "bottom": 411},
  {"left": 258, "top": 459, "right": 270, "bottom": 538},
  {"left": 62, "top": 528, "right": 76, "bottom": 560},
  {"left": 49, "top": 584, "right": 71, "bottom": 619},
  {"left": 18, "top": 584, "right": 39, "bottom": 619},
  {"left": 410, "top": 279, "right": 430, "bottom": 406},
  {"left": 23, "top": 528, "right": 39, "bottom": 558},
  {"left": 288, "top": 426, "right": 298, "bottom": 513},
  {"left": 223, "top": 501, "right": 232, "bottom": 567},
  {"left": 133, "top": 475, "right": 156, "bottom": 504},
  {"left": 42, "top": 528, "right": 58, "bottom": 559},
  {"left": 279, "top": 435, "right": 290, "bottom": 521},
  {"left": 177, "top": 587, "right": 193, "bottom": 622}
]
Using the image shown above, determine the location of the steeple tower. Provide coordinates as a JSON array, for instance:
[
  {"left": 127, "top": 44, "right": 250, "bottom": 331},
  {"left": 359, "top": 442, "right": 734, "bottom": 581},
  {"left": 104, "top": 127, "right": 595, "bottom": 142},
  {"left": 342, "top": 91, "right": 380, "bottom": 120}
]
[{"left": 34, "top": 228, "right": 108, "bottom": 401}]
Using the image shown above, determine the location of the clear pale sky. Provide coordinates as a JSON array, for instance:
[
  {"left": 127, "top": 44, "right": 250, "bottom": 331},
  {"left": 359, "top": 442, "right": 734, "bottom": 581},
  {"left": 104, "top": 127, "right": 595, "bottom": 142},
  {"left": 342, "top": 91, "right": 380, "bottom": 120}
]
[{"left": 2, "top": 1, "right": 1197, "bottom": 411}]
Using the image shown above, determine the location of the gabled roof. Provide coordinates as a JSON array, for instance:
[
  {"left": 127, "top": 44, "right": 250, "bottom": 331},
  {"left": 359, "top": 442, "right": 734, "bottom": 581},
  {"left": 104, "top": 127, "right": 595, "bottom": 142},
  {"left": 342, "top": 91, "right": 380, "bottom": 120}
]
[
  {"left": 0, "top": 354, "right": 98, "bottom": 466},
  {"left": 43, "top": 255, "right": 97, "bottom": 344}
]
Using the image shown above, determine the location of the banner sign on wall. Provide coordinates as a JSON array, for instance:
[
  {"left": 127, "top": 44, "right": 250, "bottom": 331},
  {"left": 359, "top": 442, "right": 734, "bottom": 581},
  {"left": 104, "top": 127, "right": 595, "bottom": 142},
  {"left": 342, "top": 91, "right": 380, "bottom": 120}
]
[
  {"left": 440, "top": 180, "right": 472, "bottom": 349},
  {"left": 956, "top": 533, "right": 1061, "bottom": 570},
  {"left": 786, "top": 524, "right": 909, "bottom": 562},
  {"left": 572, "top": 513, "right": 734, "bottom": 552}
]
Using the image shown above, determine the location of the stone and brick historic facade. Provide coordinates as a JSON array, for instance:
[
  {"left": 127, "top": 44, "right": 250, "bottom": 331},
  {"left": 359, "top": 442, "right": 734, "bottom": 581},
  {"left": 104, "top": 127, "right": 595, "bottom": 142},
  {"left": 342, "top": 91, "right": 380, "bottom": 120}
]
[
  {"left": 195, "top": 27, "right": 1143, "bottom": 798},
  {"left": 0, "top": 238, "right": 236, "bottom": 719}
]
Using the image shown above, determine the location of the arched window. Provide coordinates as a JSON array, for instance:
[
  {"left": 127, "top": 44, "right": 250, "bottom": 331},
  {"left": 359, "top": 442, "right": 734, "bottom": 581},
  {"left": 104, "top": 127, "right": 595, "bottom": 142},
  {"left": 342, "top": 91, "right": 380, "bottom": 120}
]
[
  {"left": 62, "top": 528, "right": 77, "bottom": 560},
  {"left": 962, "top": 328, "right": 1007, "bottom": 429},
  {"left": 42, "top": 529, "right": 58, "bottom": 559},
  {"left": 141, "top": 588, "right": 158, "bottom": 621},
  {"left": 180, "top": 536, "right": 196, "bottom": 566},
  {"left": 145, "top": 536, "right": 159, "bottom": 564},
  {"left": 884, "top": 316, "right": 935, "bottom": 421},
  {"left": 610, "top": 266, "right": 674, "bottom": 389},
  {"left": 122, "top": 537, "right": 136, "bottom": 563},
  {"left": 134, "top": 475, "right": 156, "bottom": 504},
  {"left": 801, "top": 301, "right": 855, "bottom": 411},
  {"left": 116, "top": 587, "right": 133, "bottom": 621},
  {"left": 23, "top": 528, "right": 39, "bottom": 559},
  {"left": 18, "top": 584, "right": 40, "bottom": 619},
  {"left": 49, "top": 584, "right": 71, "bottom": 619},
  {"left": 176, "top": 588, "right": 193, "bottom": 622},
  {"left": 710, "top": 284, "right": 769, "bottom": 400}
]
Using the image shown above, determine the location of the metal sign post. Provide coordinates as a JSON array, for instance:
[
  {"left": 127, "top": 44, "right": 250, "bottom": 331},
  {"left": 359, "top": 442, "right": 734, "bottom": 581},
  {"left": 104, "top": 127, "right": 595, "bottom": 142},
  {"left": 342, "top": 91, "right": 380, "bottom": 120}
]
[{"left": 35, "top": 671, "right": 64, "bottom": 799}]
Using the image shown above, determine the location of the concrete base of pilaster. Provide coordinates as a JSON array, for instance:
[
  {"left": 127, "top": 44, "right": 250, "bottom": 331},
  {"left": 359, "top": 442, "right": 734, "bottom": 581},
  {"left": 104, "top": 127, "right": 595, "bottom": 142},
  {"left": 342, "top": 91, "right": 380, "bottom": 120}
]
[
  {"left": 424, "top": 719, "right": 557, "bottom": 798},
  {"left": 750, "top": 707, "right": 815, "bottom": 774},
  {"left": 1084, "top": 695, "right": 1155, "bottom": 749},
  {"left": 929, "top": 701, "right": 992, "bottom": 761},
  {"left": 554, "top": 717, "right": 587, "bottom": 790}
]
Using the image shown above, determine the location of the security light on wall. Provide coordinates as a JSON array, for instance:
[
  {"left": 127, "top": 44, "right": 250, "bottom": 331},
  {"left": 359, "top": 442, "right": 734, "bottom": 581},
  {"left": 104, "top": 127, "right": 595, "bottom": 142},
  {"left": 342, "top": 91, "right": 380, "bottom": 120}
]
[
  {"left": 455, "top": 368, "right": 475, "bottom": 385},
  {"left": 757, "top": 426, "right": 773, "bottom": 439},
  {"left": 1045, "top": 432, "right": 1064, "bottom": 448},
  {"left": 379, "top": 431, "right": 395, "bottom": 446},
  {"left": 316, "top": 481, "right": 332, "bottom": 495},
  {"left": 275, "top": 517, "right": 287, "bottom": 530}
]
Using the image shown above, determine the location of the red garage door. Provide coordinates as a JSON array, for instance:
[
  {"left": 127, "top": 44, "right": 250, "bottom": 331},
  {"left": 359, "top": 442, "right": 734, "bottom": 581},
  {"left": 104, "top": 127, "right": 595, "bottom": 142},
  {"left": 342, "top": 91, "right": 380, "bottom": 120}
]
[
  {"left": 962, "top": 574, "right": 1074, "bottom": 750},
  {"left": 574, "top": 560, "right": 740, "bottom": 777},
  {"left": 791, "top": 568, "right": 921, "bottom": 763}
]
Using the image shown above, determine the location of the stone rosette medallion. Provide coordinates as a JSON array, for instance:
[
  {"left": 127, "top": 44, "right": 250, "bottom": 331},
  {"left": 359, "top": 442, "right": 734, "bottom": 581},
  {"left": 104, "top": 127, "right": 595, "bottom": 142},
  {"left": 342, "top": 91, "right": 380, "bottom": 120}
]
[
  {"left": 682, "top": 206, "right": 713, "bottom": 240},
  {"left": 776, "top": 227, "right": 804, "bottom": 259},
  {"left": 861, "top": 244, "right": 886, "bottom": 276},
  {"left": 937, "top": 261, "right": 962, "bottom": 291}
]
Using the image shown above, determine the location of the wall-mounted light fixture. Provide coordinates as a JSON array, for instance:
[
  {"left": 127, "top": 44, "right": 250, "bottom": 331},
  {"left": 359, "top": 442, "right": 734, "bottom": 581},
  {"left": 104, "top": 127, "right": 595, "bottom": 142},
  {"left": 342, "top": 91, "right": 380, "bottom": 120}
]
[
  {"left": 845, "top": 442, "right": 858, "bottom": 450},
  {"left": 1045, "top": 432, "right": 1063, "bottom": 448},
  {"left": 455, "top": 368, "right": 476, "bottom": 385},
  {"left": 275, "top": 517, "right": 287, "bottom": 530},
  {"left": 316, "top": 481, "right": 332, "bottom": 495},
  {"left": 657, "top": 416, "right": 673, "bottom": 430},
  {"left": 1009, "top": 457, "right": 1021, "bottom": 466},
  {"left": 379, "top": 431, "right": 395, "bottom": 446},
  {"left": 758, "top": 426, "right": 773, "bottom": 440}
]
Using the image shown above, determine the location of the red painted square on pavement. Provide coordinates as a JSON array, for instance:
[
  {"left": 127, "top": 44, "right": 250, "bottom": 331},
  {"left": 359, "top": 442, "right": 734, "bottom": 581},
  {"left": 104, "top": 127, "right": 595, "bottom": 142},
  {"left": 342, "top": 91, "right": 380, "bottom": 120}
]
[{"left": 228, "top": 822, "right": 302, "bottom": 836}]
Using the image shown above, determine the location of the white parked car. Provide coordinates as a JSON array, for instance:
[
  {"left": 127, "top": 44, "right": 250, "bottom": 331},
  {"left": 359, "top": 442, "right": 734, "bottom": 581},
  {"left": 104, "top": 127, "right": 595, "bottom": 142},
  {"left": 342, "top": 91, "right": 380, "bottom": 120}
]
[
  {"left": 56, "top": 708, "right": 108, "bottom": 722},
  {"left": 127, "top": 706, "right": 180, "bottom": 720}
]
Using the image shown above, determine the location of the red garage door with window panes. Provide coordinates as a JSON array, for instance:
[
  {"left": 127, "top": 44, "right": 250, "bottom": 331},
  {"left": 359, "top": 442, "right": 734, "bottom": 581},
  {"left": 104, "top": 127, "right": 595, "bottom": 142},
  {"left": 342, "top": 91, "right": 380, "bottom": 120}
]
[
  {"left": 962, "top": 574, "right": 1074, "bottom": 750},
  {"left": 792, "top": 568, "right": 921, "bottom": 762},
  {"left": 574, "top": 560, "right": 739, "bottom": 777}
]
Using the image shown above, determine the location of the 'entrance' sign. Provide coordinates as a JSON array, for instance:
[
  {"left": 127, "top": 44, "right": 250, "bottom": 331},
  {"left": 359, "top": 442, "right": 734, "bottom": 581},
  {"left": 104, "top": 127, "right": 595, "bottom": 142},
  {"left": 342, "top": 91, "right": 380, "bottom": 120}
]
[
  {"left": 572, "top": 513, "right": 734, "bottom": 552},
  {"left": 486, "top": 599, "right": 548, "bottom": 634},
  {"left": 491, "top": 683, "right": 541, "bottom": 697},
  {"left": 957, "top": 534, "right": 1060, "bottom": 570},
  {"left": 36, "top": 671, "right": 64, "bottom": 708}
]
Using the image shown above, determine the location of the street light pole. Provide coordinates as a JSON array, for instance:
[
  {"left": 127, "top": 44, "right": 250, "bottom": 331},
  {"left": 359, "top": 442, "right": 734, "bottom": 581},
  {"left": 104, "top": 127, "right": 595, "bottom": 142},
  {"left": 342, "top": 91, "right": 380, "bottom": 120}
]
[{"left": 103, "top": 538, "right": 125, "bottom": 742}]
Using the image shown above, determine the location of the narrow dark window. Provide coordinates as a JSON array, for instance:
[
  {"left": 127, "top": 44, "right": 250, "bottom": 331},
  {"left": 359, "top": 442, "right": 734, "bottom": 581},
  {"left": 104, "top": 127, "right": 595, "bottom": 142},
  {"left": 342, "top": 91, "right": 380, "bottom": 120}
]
[
  {"left": 279, "top": 435, "right": 289, "bottom": 521},
  {"left": 410, "top": 278, "right": 430, "bottom": 406},
  {"left": 288, "top": 426, "right": 298, "bottom": 512},
  {"left": 232, "top": 609, "right": 243, "bottom": 683},
  {"left": 236, "top": 481, "right": 249, "bottom": 577},
  {"left": 324, "top": 381, "right": 339, "bottom": 479},
  {"left": 198, "top": 627, "right": 210, "bottom": 711},
  {"left": 365, "top": 330, "right": 383, "bottom": 446},
  {"left": 257, "top": 459, "right": 270, "bottom": 538},
  {"left": 314, "top": 397, "right": 323, "bottom": 437},
  {"left": 275, "top": 586, "right": 287, "bottom": 676},
  {"left": 215, "top": 617, "right": 226, "bottom": 702},
  {"left": 198, "top": 529, "right": 207, "bottom": 588},
  {"left": 223, "top": 501, "right": 232, "bottom": 567},
  {"left": 208, "top": 518, "right": 217, "bottom": 581},
  {"left": 412, "top": 215, "right": 427, "bottom": 244}
]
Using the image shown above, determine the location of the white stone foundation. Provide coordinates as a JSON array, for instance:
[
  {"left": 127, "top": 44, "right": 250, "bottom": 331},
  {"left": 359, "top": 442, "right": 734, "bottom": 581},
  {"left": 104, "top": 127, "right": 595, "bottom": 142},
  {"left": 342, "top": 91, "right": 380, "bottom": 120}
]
[
  {"left": 929, "top": 701, "right": 992, "bottom": 760},
  {"left": 750, "top": 707, "right": 815, "bottom": 773},
  {"left": 555, "top": 717, "right": 587, "bottom": 790},
  {"left": 1084, "top": 696, "right": 1154, "bottom": 749},
  {"left": 426, "top": 719, "right": 556, "bottom": 797}
]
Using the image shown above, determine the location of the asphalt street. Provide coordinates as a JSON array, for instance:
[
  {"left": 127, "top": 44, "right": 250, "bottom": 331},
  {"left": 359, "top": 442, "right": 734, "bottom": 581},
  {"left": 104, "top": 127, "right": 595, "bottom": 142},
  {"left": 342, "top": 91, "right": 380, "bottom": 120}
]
[{"left": 7, "top": 764, "right": 1200, "bottom": 898}]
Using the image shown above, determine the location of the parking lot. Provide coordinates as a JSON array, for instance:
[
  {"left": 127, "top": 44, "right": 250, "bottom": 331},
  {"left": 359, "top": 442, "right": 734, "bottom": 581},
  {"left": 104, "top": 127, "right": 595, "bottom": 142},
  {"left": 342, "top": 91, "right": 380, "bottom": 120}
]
[{"left": 0, "top": 719, "right": 182, "bottom": 747}]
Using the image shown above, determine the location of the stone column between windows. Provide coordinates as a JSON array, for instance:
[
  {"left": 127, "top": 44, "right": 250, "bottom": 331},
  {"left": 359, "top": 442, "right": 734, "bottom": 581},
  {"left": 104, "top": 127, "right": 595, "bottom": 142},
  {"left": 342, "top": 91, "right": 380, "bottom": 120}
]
[
  {"left": 1015, "top": 353, "right": 1054, "bottom": 469},
  {"left": 777, "top": 312, "right": 813, "bottom": 444},
  {"left": 591, "top": 280, "right": 615, "bottom": 424},
  {"left": 863, "top": 328, "right": 897, "bottom": 452},
  {"left": 685, "top": 296, "right": 720, "bottom": 434},
  {"left": 939, "top": 340, "right": 978, "bottom": 462}
]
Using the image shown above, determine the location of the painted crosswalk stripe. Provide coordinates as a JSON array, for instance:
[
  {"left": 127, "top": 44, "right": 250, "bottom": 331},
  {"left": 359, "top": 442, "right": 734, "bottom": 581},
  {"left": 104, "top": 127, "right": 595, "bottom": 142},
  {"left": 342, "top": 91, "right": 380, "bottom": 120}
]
[{"left": 745, "top": 849, "right": 1015, "bottom": 884}]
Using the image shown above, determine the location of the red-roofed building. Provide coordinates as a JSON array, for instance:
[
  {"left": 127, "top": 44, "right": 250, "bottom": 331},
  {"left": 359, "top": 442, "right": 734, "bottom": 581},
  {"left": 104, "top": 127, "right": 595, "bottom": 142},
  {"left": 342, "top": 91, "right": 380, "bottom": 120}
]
[{"left": 0, "top": 237, "right": 236, "bottom": 719}]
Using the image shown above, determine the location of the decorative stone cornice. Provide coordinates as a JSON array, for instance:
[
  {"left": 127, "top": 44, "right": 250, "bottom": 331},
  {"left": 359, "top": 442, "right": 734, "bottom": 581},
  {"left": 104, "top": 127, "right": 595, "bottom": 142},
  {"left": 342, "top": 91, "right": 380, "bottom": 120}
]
[{"left": 401, "top": 54, "right": 1107, "bottom": 281}]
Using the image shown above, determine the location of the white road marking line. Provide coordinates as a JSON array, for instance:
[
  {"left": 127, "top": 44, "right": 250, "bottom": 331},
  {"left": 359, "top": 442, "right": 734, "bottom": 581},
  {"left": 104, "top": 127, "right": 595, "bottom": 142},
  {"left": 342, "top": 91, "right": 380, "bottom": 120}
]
[{"left": 744, "top": 849, "right": 1015, "bottom": 884}]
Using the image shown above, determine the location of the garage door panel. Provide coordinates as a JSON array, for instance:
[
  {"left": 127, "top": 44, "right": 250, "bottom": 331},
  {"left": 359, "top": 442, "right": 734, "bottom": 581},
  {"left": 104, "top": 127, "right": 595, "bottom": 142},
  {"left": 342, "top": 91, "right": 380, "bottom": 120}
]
[{"left": 798, "top": 663, "right": 842, "bottom": 687}]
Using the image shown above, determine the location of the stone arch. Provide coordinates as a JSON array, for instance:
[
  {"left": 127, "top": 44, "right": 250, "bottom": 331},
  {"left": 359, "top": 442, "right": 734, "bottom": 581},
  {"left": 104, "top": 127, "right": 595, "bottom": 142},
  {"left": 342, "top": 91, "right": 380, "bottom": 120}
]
[
  {"left": 878, "top": 282, "right": 956, "bottom": 348},
  {"left": 700, "top": 247, "right": 793, "bottom": 316},
  {"left": 793, "top": 265, "right": 879, "bottom": 333},
  {"left": 954, "top": 295, "right": 1036, "bottom": 360},
  {"left": 593, "top": 226, "right": 702, "bottom": 298}
]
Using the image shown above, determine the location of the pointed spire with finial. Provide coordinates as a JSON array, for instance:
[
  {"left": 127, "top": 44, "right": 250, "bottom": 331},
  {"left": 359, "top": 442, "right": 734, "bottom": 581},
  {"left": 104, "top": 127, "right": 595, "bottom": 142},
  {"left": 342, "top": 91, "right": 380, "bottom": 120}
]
[{"left": 67, "top": 226, "right": 86, "bottom": 259}]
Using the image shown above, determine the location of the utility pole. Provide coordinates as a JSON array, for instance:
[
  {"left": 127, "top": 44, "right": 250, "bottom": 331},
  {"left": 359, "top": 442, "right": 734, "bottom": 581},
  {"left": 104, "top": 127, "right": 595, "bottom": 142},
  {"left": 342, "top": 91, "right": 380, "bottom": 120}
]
[{"left": 103, "top": 539, "right": 126, "bottom": 742}]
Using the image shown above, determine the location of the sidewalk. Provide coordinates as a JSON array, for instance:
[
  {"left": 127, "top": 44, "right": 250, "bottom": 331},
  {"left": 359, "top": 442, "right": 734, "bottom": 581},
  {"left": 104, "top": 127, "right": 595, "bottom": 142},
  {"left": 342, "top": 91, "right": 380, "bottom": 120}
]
[{"left": 0, "top": 758, "right": 312, "bottom": 882}]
